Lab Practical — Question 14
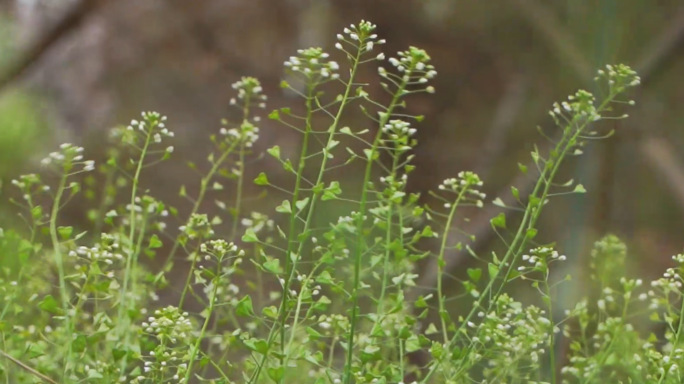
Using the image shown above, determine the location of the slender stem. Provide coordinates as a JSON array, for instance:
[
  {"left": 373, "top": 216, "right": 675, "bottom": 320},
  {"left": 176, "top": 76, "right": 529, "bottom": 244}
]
[
  {"left": 48, "top": 173, "right": 72, "bottom": 377},
  {"left": 117, "top": 126, "right": 153, "bottom": 375},
  {"left": 162, "top": 140, "right": 240, "bottom": 272},
  {"left": 184, "top": 258, "right": 223, "bottom": 382},
  {"left": 437, "top": 187, "right": 468, "bottom": 344},
  {"left": 343, "top": 71, "right": 409, "bottom": 384}
]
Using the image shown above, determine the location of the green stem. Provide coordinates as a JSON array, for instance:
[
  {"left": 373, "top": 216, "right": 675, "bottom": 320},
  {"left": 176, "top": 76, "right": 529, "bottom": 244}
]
[
  {"left": 343, "top": 71, "right": 410, "bottom": 384},
  {"left": 163, "top": 140, "right": 240, "bottom": 272},
  {"left": 437, "top": 187, "right": 468, "bottom": 344},
  {"left": 117, "top": 126, "right": 153, "bottom": 375},
  {"left": 48, "top": 173, "right": 72, "bottom": 377},
  {"left": 184, "top": 259, "right": 223, "bottom": 382}
]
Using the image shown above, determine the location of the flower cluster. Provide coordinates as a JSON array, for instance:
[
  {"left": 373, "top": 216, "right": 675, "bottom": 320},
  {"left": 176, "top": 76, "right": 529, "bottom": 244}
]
[
  {"left": 123, "top": 111, "right": 174, "bottom": 155},
  {"left": 40, "top": 143, "right": 95, "bottom": 174},
  {"left": 517, "top": 246, "right": 566, "bottom": 275},
  {"left": 229, "top": 76, "right": 267, "bottom": 109},
  {"left": 469, "top": 294, "right": 550, "bottom": 380},
  {"left": 437, "top": 171, "right": 485, "bottom": 208},
  {"left": 133, "top": 306, "right": 194, "bottom": 383},
  {"left": 548, "top": 89, "right": 601, "bottom": 126},
  {"left": 179, "top": 213, "right": 214, "bottom": 241},
  {"left": 11, "top": 173, "right": 49, "bottom": 206},
  {"left": 595, "top": 63, "right": 641, "bottom": 93},
  {"left": 381, "top": 119, "right": 417, "bottom": 152},
  {"left": 68, "top": 233, "right": 125, "bottom": 270},
  {"left": 335, "top": 20, "right": 386, "bottom": 59},
  {"left": 219, "top": 120, "right": 260, "bottom": 148},
  {"left": 379, "top": 46, "right": 437, "bottom": 93},
  {"left": 284, "top": 47, "right": 339, "bottom": 81}
]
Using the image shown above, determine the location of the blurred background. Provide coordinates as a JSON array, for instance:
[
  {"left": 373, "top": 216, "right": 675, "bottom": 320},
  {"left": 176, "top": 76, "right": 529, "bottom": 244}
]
[{"left": 0, "top": 0, "right": 683, "bottom": 307}]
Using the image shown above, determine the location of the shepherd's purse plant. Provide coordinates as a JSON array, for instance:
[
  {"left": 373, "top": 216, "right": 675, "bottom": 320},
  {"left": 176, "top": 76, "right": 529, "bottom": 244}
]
[{"left": 3, "top": 19, "right": 679, "bottom": 384}]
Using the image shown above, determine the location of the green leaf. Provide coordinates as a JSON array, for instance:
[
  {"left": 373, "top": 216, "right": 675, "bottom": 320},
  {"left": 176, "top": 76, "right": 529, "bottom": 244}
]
[
  {"left": 275, "top": 200, "right": 292, "bottom": 214},
  {"left": 244, "top": 338, "right": 269, "bottom": 354},
  {"left": 340, "top": 127, "right": 352, "bottom": 135},
  {"left": 511, "top": 186, "right": 519, "bottom": 200},
  {"left": 306, "top": 326, "right": 323, "bottom": 339},
  {"left": 295, "top": 197, "right": 309, "bottom": 212},
  {"left": 179, "top": 185, "right": 187, "bottom": 197},
  {"left": 321, "top": 181, "right": 342, "bottom": 201},
  {"left": 236, "top": 295, "right": 254, "bottom": 317},
  {"left": 268, "top": 110, "right": 280, "bottom": 120},
  {"left": 242, "top": 228, "right": 259, "bottom": 243},
  {"left": 518, "top": 162, "right": 528, "bottom": 174},
  {"left": 38, "top": 295, "right": 62, "bottom": 315},
  {"left": 467, "top": 268, "right": 481, "bottom": 282},
  {"left": 491, "top": 213, "right": 506, "bottom": 229},
  {"left": 262, "top": 306, "right": 278, "bottom": 319},
  {"left": 263, "top": 258, "right": 282, "bottom": 274},
  {"left": 72, "top": 334, "right": 87, "bottom": 353},
  {"left": 421, "top": 225, "right": 435, "bottom": 238},
  {"left": 415, "top": 295, "right": 429, "bottom": 308},
  {"left": 267, "top": 366, "right": 284, "bottom": 382},
  {"left": 526, "top": 228, "right": 538, "bottom": 239},
  {"left": 57, "top": 226, "right": 73, "bottom": 240},
  {"left": 254, "top": 172, "right": 269, "bottom": 186},
  {"left": 405, "top": 335, "right": 421, "bottom": 353},
  {"left": 573, "top": 184, "right": 587, "bottom": 193},
  {"left": 316, "top": 270, "right": 333, "bottom": 285},
  {"left": 488, "top": 262, "right": 499, "bottom": 280},
  {"left": 267, "top": 145, "right": 280, "bottom": 159},
  {"left": 148, "top": 234, "right": 163, "bottom": 249}
]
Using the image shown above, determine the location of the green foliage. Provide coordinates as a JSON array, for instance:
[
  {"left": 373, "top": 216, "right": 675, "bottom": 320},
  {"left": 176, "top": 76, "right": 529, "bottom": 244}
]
[{"left": 4, "top": 19, "right": 680, "bottom": 384}]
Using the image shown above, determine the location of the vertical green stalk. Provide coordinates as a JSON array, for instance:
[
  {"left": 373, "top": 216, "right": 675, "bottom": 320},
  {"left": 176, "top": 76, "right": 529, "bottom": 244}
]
[
  {"left": 343, "top": 71, "right": 409, "bottom": 384},
  {"left": 436, "top": 187, "right": 468, "bottom": 344},
  {"left": 278, "top": 82, "right": 314, "bottom": 359},
  {"left": 542, "top": 274, "right": 557, "bottom": 384},
  {"left": 184, "top": 255, "right": 224, "bottom": 383},
  {"left": 48, "top": 172, "right": 72, "bottom": 377},
  {"left": 117, "top": 127, "right": 153, "bottom": 374}
]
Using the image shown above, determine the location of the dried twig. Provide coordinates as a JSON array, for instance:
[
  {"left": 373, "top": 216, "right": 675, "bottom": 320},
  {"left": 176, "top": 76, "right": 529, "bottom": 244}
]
[{"left": 0, "top": 348, "right": 58, "bottom": 384}]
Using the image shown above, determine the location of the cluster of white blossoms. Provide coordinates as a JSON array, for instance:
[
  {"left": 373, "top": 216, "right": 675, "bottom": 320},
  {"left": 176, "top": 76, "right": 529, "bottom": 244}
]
[
  {"left": 382, "top": 119, "right": 417, "bottom": 140},
  {"left": 40, "top": 143, "right": 95, "bottom": 173},
  {"left": 284, "top": 47, "right": 340, "bottom": 81},
  {"left": 68, "top": 233, "right": 124, "bottom": 265},
  {"left": 142, "top": 306, "right": 193, "bottom": 343},
  {"left": 126, "top": 111, "right": 174, "bottom": 154},
  {"left": 517, "top": 246, "right": 567, "bottom": 274},
  {"left": 378, "top": 46, "right": 437, "bottom": 94},
  {"left": 220, "top": 120, "right": 259, "bottom": 148},
  {"left": 179, "top": 213, "right": 215, "bottom": 240},
  {"left": 438, "top": 171, "right": 485, "bottom": 208},
  {"left": 221, "top": 77, "right": 266, "bottom": 147},
  {"left": 230, "top": 76, "right": 267, "bottom": 107},
  {"left": 335, "top": 20, "right": 386, "bottom": 60},
  {"left": 548, "top": 89, "right": 601, "bottom": 124}
]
